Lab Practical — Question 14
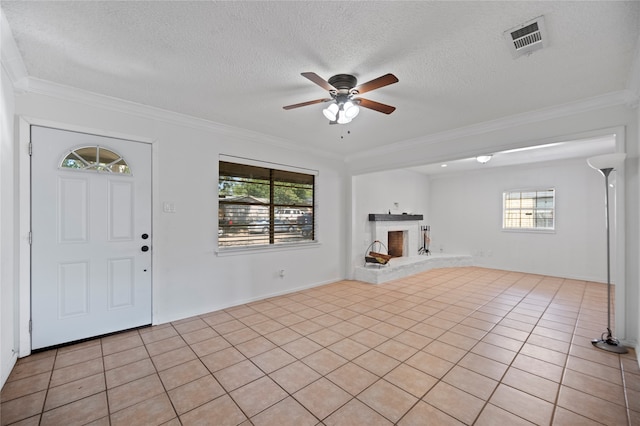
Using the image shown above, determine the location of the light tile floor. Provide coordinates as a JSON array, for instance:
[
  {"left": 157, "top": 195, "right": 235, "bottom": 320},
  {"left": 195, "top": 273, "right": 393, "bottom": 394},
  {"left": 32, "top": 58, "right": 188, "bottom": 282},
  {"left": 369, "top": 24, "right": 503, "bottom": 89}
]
[{"left": 2, "top": 267, "right": 639, "bottom": 425}]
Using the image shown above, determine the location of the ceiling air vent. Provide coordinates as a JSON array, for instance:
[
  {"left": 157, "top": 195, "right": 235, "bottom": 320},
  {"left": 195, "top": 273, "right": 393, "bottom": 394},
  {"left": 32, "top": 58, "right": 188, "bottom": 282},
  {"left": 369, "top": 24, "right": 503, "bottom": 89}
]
[{"left": 504, "top": 16, "right": 547, "bottom": 58}]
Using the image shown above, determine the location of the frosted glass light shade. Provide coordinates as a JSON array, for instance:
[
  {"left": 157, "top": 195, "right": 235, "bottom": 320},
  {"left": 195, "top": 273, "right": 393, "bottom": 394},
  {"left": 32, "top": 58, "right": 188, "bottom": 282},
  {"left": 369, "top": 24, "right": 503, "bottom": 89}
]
[
  {"left": 323, "top": 103, "right": 339, "bottom": 121},
  {"left": 336, "top": 109, "right": 351, "bottom": 124},
  {"left": 343, "top": 101, "right": 360, "bottom": 119},
  {"left": 476, "top": 155, "right": 492, "bottom": 164},
  {"left": 587, "top": 153, "right": 626, "bottom": 171}
]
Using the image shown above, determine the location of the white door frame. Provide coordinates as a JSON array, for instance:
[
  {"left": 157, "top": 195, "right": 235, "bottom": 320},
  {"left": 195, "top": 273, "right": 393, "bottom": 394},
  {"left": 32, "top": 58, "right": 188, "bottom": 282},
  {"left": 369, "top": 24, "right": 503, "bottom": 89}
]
[{"left": 17, "top": 116, "right": 156, "bottom": 356}]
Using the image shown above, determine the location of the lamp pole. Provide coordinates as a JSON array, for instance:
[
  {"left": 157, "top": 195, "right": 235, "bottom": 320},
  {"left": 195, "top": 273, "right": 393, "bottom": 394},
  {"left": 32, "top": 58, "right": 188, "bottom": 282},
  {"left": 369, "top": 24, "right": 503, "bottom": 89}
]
[{"left": 588, "top": 154, "right": 627, "bottom": 354}]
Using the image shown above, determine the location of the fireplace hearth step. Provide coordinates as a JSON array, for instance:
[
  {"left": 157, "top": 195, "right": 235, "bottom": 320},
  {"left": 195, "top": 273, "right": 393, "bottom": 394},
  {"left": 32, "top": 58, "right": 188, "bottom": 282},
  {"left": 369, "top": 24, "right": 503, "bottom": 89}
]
[{"left": 354, "top": 253, "right": 473, "bottom": 284}]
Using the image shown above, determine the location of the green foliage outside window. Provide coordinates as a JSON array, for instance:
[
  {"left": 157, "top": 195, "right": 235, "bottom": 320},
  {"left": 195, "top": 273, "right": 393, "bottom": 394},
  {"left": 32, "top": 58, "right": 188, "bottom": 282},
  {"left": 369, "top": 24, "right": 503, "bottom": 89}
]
[{"left": 218, "top": 161, "right": 315, "bottom": 247}]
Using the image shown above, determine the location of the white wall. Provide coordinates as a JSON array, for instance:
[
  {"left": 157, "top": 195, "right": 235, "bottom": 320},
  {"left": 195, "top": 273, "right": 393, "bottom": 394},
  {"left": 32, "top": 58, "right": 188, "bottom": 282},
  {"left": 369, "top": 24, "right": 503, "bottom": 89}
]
[
  {"left": 2, "top": 36, "right": 638, "bottom": 381},
  {"left": 13, "top": 90, "right": 348, "bottom": 347},
  {"left": 0, "top": 65, "right": 17, "bottom": 387},
  {"left": 349, "top": 104, "right": 639, "bottom": 350},
  {"left": 351, "top": 169, "right": 429, "bottom": 275},
  {"left": 429, "top": 159, "right": 609, "bottom": 282}
]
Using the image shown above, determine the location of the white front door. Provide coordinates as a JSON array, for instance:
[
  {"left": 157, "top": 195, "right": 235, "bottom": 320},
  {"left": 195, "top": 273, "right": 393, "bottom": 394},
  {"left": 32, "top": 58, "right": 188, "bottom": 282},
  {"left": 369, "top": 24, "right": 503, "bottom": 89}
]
[{"left": 31, "top": 126, "right": 152, "bottom": 349}]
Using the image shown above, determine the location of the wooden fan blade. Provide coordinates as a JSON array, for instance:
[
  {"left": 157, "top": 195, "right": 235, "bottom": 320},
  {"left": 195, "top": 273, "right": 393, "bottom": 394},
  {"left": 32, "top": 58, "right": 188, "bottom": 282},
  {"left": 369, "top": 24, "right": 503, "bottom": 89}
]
[
  {"left": 301, "top": 72, "right": 337, "bottom": 92},
  {"left": 353, "top": 73, "right": 398, "bottom": 94},
  {"left": 283, "top": 98, "right": 332, "bottom": 110},
  {"left": 357, "top": 98, "right": 396, "bottom": 114}
]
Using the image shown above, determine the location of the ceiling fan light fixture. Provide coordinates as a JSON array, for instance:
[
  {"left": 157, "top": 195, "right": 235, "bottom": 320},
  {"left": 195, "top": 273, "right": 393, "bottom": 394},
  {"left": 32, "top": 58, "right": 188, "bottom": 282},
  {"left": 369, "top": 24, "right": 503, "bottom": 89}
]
[
  {"left": 284, "top": 72, "right": 398, "bottom": 123},
  {"left": 322, "top": 103, "right": 339, "bottom": 121},
  {"left": 343, "top": 101, "right": 360, "bottom": 119},
  {"left": 336, "top": 109, "right": 351, "bottom": 124}
]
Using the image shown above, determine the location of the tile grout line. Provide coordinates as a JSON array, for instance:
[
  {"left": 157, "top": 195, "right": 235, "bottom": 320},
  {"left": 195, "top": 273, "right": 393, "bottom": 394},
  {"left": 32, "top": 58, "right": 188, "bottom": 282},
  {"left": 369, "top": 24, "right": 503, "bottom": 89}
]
[
  {"left": 548, "top": 278, "right": 588, "bottom": 426},
  {"left": 461, "top": 274, "right": 547, "bottom": 424},
  {"left": 390, "top": 269, "right": 510, "bottom": 425},
  {"left": 4, "top": 268, "right": 635, "bottom": 425},
  {"left": 563, "top": 281, "right": 630, "bottom": 424},
  {"left": 188, "top": 315, "right": 319, "bottom": 424},
  {"left": 220, "top": 270, "right": 488, "bottom": 421},
  {"left": 619, "top": 345, "right": 633, "bottom": 426},
  {"left": 38, "top": 348, "right": 57, "bottom": 425},
  {"left": 159, "top": 323, "right": 186, "bottom": 423},
  {"left": 466, "top": 273, "right": 564, "bottom": 425},
  {"left": 360, "top": 269, "right": 531, "bottom": 424},
  {"left": 99, "top": 337, "right": 111, "bottom": 426}
]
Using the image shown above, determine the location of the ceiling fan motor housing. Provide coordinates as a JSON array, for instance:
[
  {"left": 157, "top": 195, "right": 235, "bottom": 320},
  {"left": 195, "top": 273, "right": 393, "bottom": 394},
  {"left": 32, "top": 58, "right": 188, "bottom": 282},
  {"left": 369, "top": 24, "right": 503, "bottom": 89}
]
[{"left": 328, "top": 74, "right": 358, "bottom": 93}]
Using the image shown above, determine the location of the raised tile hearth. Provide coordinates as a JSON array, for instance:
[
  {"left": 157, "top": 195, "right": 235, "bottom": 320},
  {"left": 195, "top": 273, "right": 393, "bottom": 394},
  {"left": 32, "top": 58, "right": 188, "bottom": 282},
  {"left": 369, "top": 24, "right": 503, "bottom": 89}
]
[
  {"left": 359, "top": 213, "right": 472, "bottom": 284},
  {"left": 354, "top": 253, "right": 473, "bottom": 284}
]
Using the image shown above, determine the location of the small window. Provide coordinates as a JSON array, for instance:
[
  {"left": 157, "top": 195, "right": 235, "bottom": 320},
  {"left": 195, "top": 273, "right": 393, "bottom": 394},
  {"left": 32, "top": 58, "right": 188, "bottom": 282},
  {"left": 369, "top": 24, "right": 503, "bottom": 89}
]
[
  {"left": 218, "top": 159, "right": 315, "bottom": 248},
  {"left": 60, "top": 146, "right": 131, "bottom": 174},
  {"left": 503, "top": 189, "right": 555, "bottom": 231}
]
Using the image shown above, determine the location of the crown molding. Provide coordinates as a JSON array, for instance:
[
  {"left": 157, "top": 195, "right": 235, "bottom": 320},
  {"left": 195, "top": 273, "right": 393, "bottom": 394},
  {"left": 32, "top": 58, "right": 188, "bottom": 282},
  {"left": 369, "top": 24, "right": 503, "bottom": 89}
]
[
  {"left": 345, "top": 90, "right": 635, "bottom": 163},
  {"left": 1, "top": 11, "right": 28, "bottom": 92},
  {"left": 19, "top": 76, "right": 343, "bottom": 162}
]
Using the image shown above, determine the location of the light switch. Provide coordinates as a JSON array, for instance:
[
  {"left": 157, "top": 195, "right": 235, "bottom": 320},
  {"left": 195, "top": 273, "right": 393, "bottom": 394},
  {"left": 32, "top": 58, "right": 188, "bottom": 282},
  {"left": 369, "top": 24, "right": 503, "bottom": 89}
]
[{"left": 163, "top": 202, "right": 176, "bottom": 213}]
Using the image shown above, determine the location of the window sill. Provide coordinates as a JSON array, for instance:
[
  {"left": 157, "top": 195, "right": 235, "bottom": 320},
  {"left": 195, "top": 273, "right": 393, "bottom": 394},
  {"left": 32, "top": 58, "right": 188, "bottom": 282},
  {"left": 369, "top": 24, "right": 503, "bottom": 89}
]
[
  {"left": 502, "top": 228, "right": 556, "bottom": 234},
  {"left": 215, "top": 240, "right": 320, "bottom": 257}
]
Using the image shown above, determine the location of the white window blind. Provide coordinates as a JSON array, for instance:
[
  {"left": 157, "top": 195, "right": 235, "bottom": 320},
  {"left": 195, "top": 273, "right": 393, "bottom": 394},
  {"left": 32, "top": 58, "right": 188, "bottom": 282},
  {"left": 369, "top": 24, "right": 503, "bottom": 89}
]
[{"left": 503, "top": 189, "right": 555, "bottom": 231}]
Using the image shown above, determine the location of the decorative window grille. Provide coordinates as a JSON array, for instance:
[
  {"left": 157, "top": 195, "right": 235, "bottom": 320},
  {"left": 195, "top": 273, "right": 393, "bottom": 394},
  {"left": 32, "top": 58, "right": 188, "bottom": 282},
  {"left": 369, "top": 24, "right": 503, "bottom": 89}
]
[
  {"left": 60, "top": 146, "right": 131, "bottom": 174},
  {"left": 503, "top": 189, "right": 555, "bottom": 230},
  {"left": 218, "top": 160, "right": 315, "bottom": 247}
]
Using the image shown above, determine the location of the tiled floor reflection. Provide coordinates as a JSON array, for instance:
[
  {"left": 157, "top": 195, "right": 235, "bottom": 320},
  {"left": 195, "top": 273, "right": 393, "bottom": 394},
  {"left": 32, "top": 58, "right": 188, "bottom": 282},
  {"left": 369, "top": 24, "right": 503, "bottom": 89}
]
[{"left": 2, "top": 267, "right": 639, "bottom": 425}]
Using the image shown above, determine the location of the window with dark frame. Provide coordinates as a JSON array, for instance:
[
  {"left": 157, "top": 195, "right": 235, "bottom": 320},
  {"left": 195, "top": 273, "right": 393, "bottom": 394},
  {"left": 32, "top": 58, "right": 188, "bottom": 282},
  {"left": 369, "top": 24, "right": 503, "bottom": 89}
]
[
  {"left": 503, "top": 189, "right": 555, "bottom": 230},
  {"left": 218, "top": 160, "right": 315, "bottom": 247}
]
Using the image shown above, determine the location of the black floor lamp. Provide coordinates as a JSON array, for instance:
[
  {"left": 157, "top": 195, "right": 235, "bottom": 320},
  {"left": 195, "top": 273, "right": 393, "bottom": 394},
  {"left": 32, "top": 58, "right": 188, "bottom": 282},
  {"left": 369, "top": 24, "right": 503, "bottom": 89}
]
[{"left": 587, "top": 153, "right": 627, "bottom": 354}]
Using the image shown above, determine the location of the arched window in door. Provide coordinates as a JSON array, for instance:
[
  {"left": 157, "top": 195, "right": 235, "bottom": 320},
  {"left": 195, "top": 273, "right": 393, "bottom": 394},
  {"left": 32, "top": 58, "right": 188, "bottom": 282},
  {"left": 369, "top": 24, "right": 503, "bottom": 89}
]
[{"left": 60, "top": 146, "right": 131, "bottom": 174}]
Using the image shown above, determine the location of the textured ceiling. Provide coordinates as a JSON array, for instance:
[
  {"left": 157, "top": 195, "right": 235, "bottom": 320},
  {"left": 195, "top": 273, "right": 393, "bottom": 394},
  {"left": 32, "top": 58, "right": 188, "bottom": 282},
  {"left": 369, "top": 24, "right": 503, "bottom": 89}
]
[{"left": 2, "top": 1, "right": 639, "bottom": 160}]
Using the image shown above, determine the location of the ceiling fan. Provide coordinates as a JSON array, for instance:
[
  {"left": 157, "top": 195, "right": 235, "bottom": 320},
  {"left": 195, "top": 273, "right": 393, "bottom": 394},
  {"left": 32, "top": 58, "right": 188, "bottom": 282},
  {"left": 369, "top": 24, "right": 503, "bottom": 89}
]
[{"left": 283, "top": 72, "right": 398, "bottom": 124}]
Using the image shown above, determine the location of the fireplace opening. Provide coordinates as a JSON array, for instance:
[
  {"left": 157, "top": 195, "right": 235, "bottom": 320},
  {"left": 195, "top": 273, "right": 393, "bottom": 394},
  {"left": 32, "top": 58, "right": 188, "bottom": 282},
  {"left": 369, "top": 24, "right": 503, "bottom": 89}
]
[{"left": 388, "top": 231, "right": 405, "bottom": 257}]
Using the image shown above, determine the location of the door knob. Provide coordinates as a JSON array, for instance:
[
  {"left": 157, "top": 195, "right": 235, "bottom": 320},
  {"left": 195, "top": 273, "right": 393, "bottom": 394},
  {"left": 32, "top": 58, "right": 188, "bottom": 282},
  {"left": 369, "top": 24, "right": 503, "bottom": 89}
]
[
  {"left": 141, "top": 245, "right": 149, "bottom": 252},
  {"left": 141, "top": 233, "right": 149, "bottom": 239}
]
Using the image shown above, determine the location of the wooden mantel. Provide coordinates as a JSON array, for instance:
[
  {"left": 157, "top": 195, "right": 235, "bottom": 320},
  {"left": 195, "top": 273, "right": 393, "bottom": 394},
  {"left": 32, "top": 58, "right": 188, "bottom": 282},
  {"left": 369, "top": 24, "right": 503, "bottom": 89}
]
[{"left": 368, "top": 214, "right": 423, "bottom": 221}]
